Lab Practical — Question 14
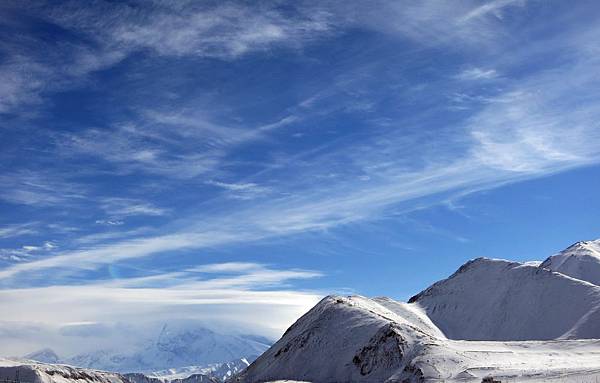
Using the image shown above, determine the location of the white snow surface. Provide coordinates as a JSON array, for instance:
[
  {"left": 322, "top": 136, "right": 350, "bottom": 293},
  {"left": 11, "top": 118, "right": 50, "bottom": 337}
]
[{"left": 540, "top": 240, "right": 600, "bottom": 286}]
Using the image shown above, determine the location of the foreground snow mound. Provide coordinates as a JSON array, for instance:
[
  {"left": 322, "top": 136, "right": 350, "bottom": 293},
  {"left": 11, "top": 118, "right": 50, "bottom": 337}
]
[
  {"left": 540, "top": 240, "right": 600, "bottom": 286},
  {"left": 409, "top": 257, "right": 600, "bottom": 340},
  {"left": 236, "top": 296, "right": 600, "bottom": 383},
  {"left": 0, "top": 358, "right": 127, "bottom": 383},
  {"left": 236, "top": 296, "right": 431, "bottom": 383}
]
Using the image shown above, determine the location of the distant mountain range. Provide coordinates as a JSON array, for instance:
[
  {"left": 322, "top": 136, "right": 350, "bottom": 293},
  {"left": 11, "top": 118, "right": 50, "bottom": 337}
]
[{"left": 23, "top": 324, "right": 269, "bottom": 378}]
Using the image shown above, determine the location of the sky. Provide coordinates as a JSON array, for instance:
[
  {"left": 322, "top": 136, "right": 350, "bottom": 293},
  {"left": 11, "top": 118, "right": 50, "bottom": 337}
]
[{"left": 1, "top": 0, "right": 600, "bottom": 357}]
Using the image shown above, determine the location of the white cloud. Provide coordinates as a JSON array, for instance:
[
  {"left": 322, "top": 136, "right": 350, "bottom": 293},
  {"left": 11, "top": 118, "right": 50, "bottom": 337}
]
[
  {"left": 0, "top": 171, "right": 86, "bottom": 207},
  {"left": 4, "top": 33, "right": 600, "bottom": 280},
  {"left": 0, "top": 241, "right": 56, "bottom": 263},
  {"left": 456, "top": 67, "right": 499, "bottom": 81},
  {"left": 99, "top": 198, "right": 168, "bottom": 218},
  {"left": 0, "top": 0, "right": 531, "bottom": 117},
  {"left": 0, "top": 263, "right": 323, "bottom": 355},
  {"left": 0, "top": 223, "right": 37, "bottom": 239},
  {"left": 459, "top": 0, "right": 525, "bottom": 23},
  {"left": 0, "top": 2, "right": 334, "bottom": 115},
  {"left": 95, "top": 220, "right": 125, "bottom": 226},
  {"left": 103, "top": 3, "right": 333, "bottom": 59},
  {"left": 206, "top": 180, "right": 271, "bottom": 200}
]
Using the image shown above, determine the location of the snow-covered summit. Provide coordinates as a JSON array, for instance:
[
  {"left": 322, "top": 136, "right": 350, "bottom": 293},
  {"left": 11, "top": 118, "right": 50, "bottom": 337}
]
[
  {"left": 237, "top": 295, "right": 432, "bottom": 383},
  {"left": 409, "top": 256, "right": 600, "bottom": 340},
  {"left": 540, "top": 239, "right": 600, "bottom": 286}
]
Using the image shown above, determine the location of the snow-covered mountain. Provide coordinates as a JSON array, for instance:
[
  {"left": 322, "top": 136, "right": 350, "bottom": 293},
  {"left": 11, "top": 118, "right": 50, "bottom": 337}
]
[
  {"left": 54, "top": 325, "right": 269, "bottom": 373},
  {"left": 125, "top": 372, "right": 219, "bottom": 383},
  {"left": 171, "top": 374, "right": 220, "bottom": 383},
  {"left": 238, "top": 239, "right": 600, "bottom": 382},
  {"left": 149, "top": 358, "right": 252, "bottom": 381},
  {"left": 540, "top": 240, "right": 600, "bottom": 286},
  {"left": 409, "top": 257, "right": 600, "bottom": 340},
  {"left": 237, "top": 295, "right": 600, "bottom": 382},
  {"left": 23, "top": 348, "right": 61, "bottom": 364},
  {"left": 0, "top": 358, "right": 127, "bottom": 383}
]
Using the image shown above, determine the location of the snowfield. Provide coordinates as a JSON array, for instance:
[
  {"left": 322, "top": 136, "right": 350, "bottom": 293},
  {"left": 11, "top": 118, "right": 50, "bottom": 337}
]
[{"left": 238, "top": 240, "right": 600, "bottom": 382}]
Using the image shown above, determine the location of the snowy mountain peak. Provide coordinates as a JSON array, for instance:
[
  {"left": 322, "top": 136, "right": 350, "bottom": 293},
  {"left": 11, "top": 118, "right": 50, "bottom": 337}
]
[
  {"left": 23, "top": 348, "right": 61, "bottom": 364},
  {"left": 540, "top": 239, "right": 600, "bottom": 286},
  {"left": 59, "top": 323, "right": 269, "bottom": 376},
  {"left": 410, "top": 256, "right": 600, "bottom": 341}
]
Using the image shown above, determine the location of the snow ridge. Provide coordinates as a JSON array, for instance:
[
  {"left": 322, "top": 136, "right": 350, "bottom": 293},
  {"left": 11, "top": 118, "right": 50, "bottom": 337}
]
[
  {"left": 0, "top": 358, "right": 127, "bottom": 383},
  {"left": 409, "top": 257, "right": 600, "bottom": 340},
  {"left": 540, "top": 240, "right": 600, "bottom": 286}
]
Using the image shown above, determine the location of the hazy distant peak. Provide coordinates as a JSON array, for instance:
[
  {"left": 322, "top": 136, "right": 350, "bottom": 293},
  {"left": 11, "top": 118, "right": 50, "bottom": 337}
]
[{"left": 24, "top": 348, "right": 61, "bottom": 364}]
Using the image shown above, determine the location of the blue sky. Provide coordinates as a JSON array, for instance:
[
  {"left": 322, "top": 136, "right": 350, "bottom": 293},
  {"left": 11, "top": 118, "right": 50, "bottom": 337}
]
[{"left": 1, "top": 0, "right": 600, "bottom": 355}]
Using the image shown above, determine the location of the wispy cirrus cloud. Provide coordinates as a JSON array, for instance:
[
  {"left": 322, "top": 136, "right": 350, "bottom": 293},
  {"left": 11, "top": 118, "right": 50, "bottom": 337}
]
[
  {"left": 0, "top": 1, "right": 334, "bottom": 116},
  {"left": 0, "top": 171, "right": 87, "bottom": 207},
  {"left": 206, "top": 180, "right": 271, "bottom": 200},
  {"left": 455, "top": 67, "right": 499, "bottom": 81},
  {"left": 0, "top": 0, "right": 527, "bottom": 117},
  {"left": 99, "top": 198, "right": 168, "bottom": 218},
  {"left": 0, "top": 223, "right": 37, "bottom": 239},
  {"left": 459, "top": 0, "right": 525, "bottom": 23},
  {"left": 0, "top": 241, "right": 56, "bottom": 262}
]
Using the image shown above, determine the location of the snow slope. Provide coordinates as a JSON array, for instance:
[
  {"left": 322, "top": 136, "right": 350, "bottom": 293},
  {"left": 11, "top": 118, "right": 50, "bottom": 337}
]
[
  {"left": 0, "top": 358, "right": 127, "bottom": 383},
  {"left": 237, "top": 295, "right": 600, "bottom": 383},
  {"left": 409, "top": 257, "right": 600, "bottom": 340},
  {"left": 409, "top": 258, "right": 600, "bottom": 340},
  {"left": 540, "top": 240, "right": 600, "bottom": 286}
]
